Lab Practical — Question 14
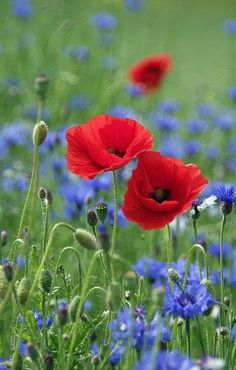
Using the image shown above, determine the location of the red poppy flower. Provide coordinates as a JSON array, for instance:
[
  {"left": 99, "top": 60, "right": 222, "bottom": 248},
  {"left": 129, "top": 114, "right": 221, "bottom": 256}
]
[
  {"left": 122, "top": 151, "right": 208, "bottom": 230},
  {"left": 66, "top": 114, "right": 154, "bottom": 180},
  {"left": 129, "top": 54, "right": 172, "bottom": 93}
]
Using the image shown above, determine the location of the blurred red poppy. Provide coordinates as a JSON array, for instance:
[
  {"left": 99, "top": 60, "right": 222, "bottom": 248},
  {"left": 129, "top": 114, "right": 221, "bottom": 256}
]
[
  {"left": 129, "top": 54, "right": 172, "bottom": 93},
  {"left": 122, "top": 151, "right": 208, "bottom": 229},
  {"left": 66, "top": 114, "right": 154, "bottom": 180}
]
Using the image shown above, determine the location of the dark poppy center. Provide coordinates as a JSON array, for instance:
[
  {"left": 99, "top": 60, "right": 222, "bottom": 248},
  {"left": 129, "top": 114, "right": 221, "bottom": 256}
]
[
  {"left": 106, "top": 147, "right": 125, "bottom": 158},
  {"left": 177, "top": 292, "right": 196, "bottom": 307},
  {"left": 147, "top": 66, "right": 160, "bottom": 74},
  {"left": 149, "top": 187, "right": 171, "bottom": 204}
]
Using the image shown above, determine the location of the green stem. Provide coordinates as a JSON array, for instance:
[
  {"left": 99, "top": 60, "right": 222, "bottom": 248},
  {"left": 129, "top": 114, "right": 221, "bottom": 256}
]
[
  {"left": 111, "top": 171, "right": 118, "bottom": 258},
  {"left": 196, "top": 316, "right": 206, "bottom": 356},
  {"left": 219, "top": 215, "right": 227, "bottom": 328},
  {"left": 193, "top": 219, "right": 202, "bottom": 280},
  {"left": 27, "top": 223, "right": 76, "bottom": 307},
  {"left": 66, "top": 250, "right": 102, "bottom": 370},
  {"left": 166, "top": 224, "right": 171, "bottom": 269},
  {"left": 186, "top": 319, "right": 191, "bottom": 357},
  {"left": 41, "top": 199, "right": 49, "bottom": 346},
  {"left": 183, "top": 243, "right": 209, "bottom": 288}
]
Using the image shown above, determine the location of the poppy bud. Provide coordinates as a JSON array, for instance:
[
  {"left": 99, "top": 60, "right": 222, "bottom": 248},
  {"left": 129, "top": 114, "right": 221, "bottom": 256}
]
[
  {"left": 3, "top": 261, "right": 14, "bottom": 282},
  {"left": 106, "top": 282, "right": 123, "bottom": 311},
  {"left": 40, "top": 269, "right": 52, "bottom": 293},
  {"left": 221, "top": 202, "right": 233, "bottom": 216},
  {"left": 123, "top": 271, "right": 138, "bottom": 292},
  {"left": 17, "top": 277, "right": 31, "bottom": 305},
  {"left": 87, "top": 209, "right": 98, "bottom": 227},
  {"left": 57, "top": 304, "right": 68, "bottom": 326},
  {"left": 0, "top": 230, "right": 8, "bottom": 247},
  {"left": 27, "top": 343, "right": 39, "bottom": 362},
  {"left": 96, "top": 202, "right": 108, "bottom": 223},
  {"left": 34, "top": 74, "right": 49, "bottom": 101},
  {"left": 38, "top": 187, "right": 53, "bottom": 204},
  {"left": 74, "top": 229, "right": 98, "bottom": 251},
  {"left": 44, "top": 352, "right": 54, "bottom": 370},
  {"left": 168, "top": 268, "right": 180, "bottom": 283},
  {"left": 0, "top": 266, "right": 9, "bottom": 299},
  {"left": 68, "top": 295, "right": 80, "bottom": 322},
  {"left": 32, "top": 121, "right": 48, "bottom": 147}
]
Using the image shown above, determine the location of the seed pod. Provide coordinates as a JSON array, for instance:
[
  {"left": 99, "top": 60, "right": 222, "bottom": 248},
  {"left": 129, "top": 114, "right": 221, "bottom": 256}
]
[
  {"left": 69, "top": 295, "right": 80, "bottom": 322},
  {"left": 32, "top": 121, "right": 48, "bottom": 146},
  {"left": 87, "top": 209, "right": 98, "bottom": 227},
  {"left": 106, "top": 282, "right": 123, "bottom": 312},
  {"left": 74, "top": 228, "right": 98, "bottom": 250},
  {"left": 0, "top": 266, "right": 9, "bottom": 299},
  {"left": 17, "top": 277, "right": 31, "bottom": 305},
  {"left": 96, "top": 202, "right": 108, "bottom": 223},
  {"left": 0, "top": 230, "right": 8, "bottom": 247},
  {"left": 40, "top": 269, "right": 52, "bottom": 293},
  {"left": 34, "top": 74, "right": 49, "bottom": 101}
]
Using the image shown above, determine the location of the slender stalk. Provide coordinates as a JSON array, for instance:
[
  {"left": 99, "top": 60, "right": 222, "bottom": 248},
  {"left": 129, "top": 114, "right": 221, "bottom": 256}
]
[
  {"left": 219, "top": 215, "right": 227, "bottom": 328},
  {"left": 183, "top": 243, "right": 209, "bottom": 288},
  {"left": 186, "top": 319, "right": 191, "bottom": 357},
  {"left": 41, "top": 199, "right": 49, "bottom": 346},
  {"left": 196, "top": 316, "right": 206, "bottom": 356},
  {"left": 67, "top": 250, "right": 102, "bottom": 370},
  {"left": 111, "top": 171, "right": 118, "bottom": 257},
  {"left": 192, "top": 219, "right": 202, "bottom": 280},
  {"left": 166, "top": 224, "right": 171, "bottom": 269}
]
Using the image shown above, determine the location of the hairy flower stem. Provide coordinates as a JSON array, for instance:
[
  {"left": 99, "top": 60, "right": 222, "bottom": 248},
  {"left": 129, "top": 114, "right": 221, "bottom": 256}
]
[
  {"left": 196, "top": 316, "right": 206, "bottom": 356},
  {"left": 192, "top": 220, "right": 202, "bottom": 280},
  {"left": 166, "top": 224, "right": 171, "bottom": 269},
  {"left": 41, "top": 199, "right": 49, "bottom": 346},
  {"left": 27, "top": 222, "right": 76, "bottom": 306},
  {"left": 219, "top": 215, "right": 227, "bottom": 329},
  {"left": 110, "top": 171, "right": 118, "bottom": 280},
  {"left": 186, "top": 319, "right": 191, "bottom": 357},
  {"left": 67, "top": 250, "right": 102, "bottom": 370}
]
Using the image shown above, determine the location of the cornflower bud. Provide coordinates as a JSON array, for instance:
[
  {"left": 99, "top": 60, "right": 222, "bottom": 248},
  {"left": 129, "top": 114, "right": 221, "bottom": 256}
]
[
  {"left": 17, "top": 277, "right": 31, "bottom": 305},
  {"left": 96, "top": 202, "right": 108, "bottom": 223},
  {"left": 74, "top": 228, "right": 98, "bottom": 250},
  {"left": 44, "top": 352, "right": 54, "bottom": 370},
  {"left": 32, "top": 121, "right": 48, "bottom": 146},
  {"left": 40, "top": 269, "right": 52, "bottom": 293},
  {"left": 0, "top": 230, "right": 8, "bottom": 247},
  {"left": 168, "top": 268, "right": 180, "bottom": 283},
  {"left": 57, "top": 303, "right": 68, "bottom": 326},
  {"left": 3, "top": 261, "right": 14, "bottom": 282},
  {"left": 87, "top": 209, "right": 98, "bottom": 227},
  {"left": 34, "top": 74, "right": 49, "bottom": 101}
]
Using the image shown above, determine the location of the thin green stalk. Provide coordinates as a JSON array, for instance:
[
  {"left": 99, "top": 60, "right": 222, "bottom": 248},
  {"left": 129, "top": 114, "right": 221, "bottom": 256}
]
[
  {"left": 67, "top": 250, "right": 102, "bottom": 370},
  {"left": 196, "top": 316, "right": 206, "bottom": 357},
  {"left": 45, "top": 246, "right": 82, "bottom": 317},
  {"left": 186, "top": 319, "right": 191, "bottom": 357},
  {"left": 41, "top": 199, "right": 49, "bottom": 346},
  {"left": 27, "top": 223, "right": 76, "bottom": 307},
  {"left": 219, "top": 215, "right": 227, "bottom": 328},
  {"left": 192, "top": 219, "right": 202, "bottom": 280},
  {"left": 183, "top": 244, "right": 209, "bottom": 288},
  {"left": 166, "top": 224, "right": 171, "bottom": 269},
  {"left": 111, "top": 171, "right": 118, "bottom": 258}
]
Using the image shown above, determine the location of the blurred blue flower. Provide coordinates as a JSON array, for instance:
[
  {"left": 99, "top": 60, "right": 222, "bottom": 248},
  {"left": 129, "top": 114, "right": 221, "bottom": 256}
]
[
  {"left": 90, "top": 343, "right": 100, "bottom": 357},
  {"left": 207, "top": 243, "right": 231, "bottom": 259},
  {"left": 125, "top": 83, "right": 144, "bottom": 98},
  {"left": 223, "top": 19, "right": 236, "bottom": 35},
  {"left": 214, "top": 112, "right": 234, "bottom": 130},
  {"left": 102, "top": 56, "right": 118, "bottom": 70},
  {"left": 183, "top": 140, "right": 202, "bottom": 156},
  {"left": 1, "top": 122, "right": 31, "bottom": 146},
  {"left": 68, "top": 95, "right": 92, "bottom": 111},
  {"left": 108, "top": 105, "right": 138, "bottom": 120},
  {"left": 12, "top": 0, "right": 33, "bottom": 19},
  {"left": 159, "top": 136, "right": 184, "bottom": 158},
  {"left": 134, "top": 350, "right": 196, "bottom": 370},
  {"left": 90, "top": 12, "right": 118, "bottom": 30},
  {"left": 228, "top": 86, "right": 236, "bottom": 100},
  {"left": 158, "top": 100, "right": 181, "bottom": 114},
  {"left": 33, "top": 311, "right": 53, "bottom": 330},
  {"left": 108, "top": 206, "right": 127, "bottom": 227},
  {"left": 164, "top": 281, "right": 214, "bottom": 319},
  {"left": 151, "top": 114, "right": 179, "bottom": 132},
  {"left": 205, "top": 145, "right": 219, "bottom": 160},
  {"left": 23, "top": 106, "right": 50, "bottom": 121},
  {"left": 64, "top": 46, "right": 90, "bottom": 61},
  {"left": 133, "top": 257, "right": 167, "bottom": 285},
  {"left": 196, "top": 103, "right": 217, "bottom": 118},
  {"left": 123, "top": 0, "right": 145, "bottom": 12},
  {"left": 186, "top": 119, "right": 208, "bottom": 134}
]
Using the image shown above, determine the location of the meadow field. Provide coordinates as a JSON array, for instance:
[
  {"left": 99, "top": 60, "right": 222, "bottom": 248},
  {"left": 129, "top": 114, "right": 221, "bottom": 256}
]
[{"left": 0, "top": 0, "right": 236, "bottom": 369}]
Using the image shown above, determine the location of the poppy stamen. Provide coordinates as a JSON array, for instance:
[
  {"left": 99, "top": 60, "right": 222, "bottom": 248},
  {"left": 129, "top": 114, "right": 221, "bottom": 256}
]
[
  {"left": 107, "top": 147, "right": 125, "bottom": 158},
  {"left": 149, "top": 187, "right": 171, "bottom": 204}
]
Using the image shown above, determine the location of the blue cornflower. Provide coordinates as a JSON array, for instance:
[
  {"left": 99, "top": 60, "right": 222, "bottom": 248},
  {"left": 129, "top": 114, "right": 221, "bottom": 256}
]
[
  {"left": 12, "top": 0, "right": 33, "bottom": 19},
  {"left": 33, "top": 311, "right": 53, "bottom": 330},
  {"left": 133, "top": 257, "right": 167, "bottom": 285},
  {"left": 207, "top": 242, "right": 231, "bottom": 259},
  {"left": 186, "top": 119, "right": 207, "bottom": 134},
  {"left": 210, "top": 269, "right": 230, "bottom": 285},
  {"left": 134, "top": 350, "right": 196, "bottom": 370},
  {"left": 205, "top": 145, "right": 219, "bottom": 160},
  {"left": 159, "top": 136, "right": 184, "bottom": 158},
  {"left": 214, "top": 112, "right": 234, "bottom": 130},
  {"left": 164, "top": 281, "right": 214, "bottom": 319},
  {"left": 91, "top": 343, "right": 100, "bottom": 357},
  {"left": 223, "top": 19, "right": 236, "bottom": 35},
  {"left": 68, "top": 95, "right": 92, "bottom": 111},
  {"left": 108, "top": 206, "right": 127, "bottom": 227},
  {"left": 125, "top": 84, "right": 144, "bottom": 98},
  {"left": 214, "top": 185, "right": 236, "bottom": 203},
  {"left": 151, "top": 114, "right": 179, "bottom": 132},
  {"left": 158, "top": 100, "right": 180, "bottom": 114},
  {"left": 1, "top": 121, "right": 31, "bottom": 146},
  {"left": 64, "top": 46, "right": 90, "bottom": 61},
  {"left": 227, "top": 137, "right": 236, "bottom": 155},
  {"left": 123, "top": 0, "right": 145, "bottom": 12},
  {"left": 84, "top": 300, "right": 92, "bottom": 313},
  {"left": 183, "top": 140, "right": 201, "bottom": 156},
  {"left": 23, "top": 106, "right": 50, "bottom": 122},
  {"left": 90, "top": 12, "right": 118, "bottom": 30},
  {"left": 108, "top": 105, "right": 139, "bottom": 120},
  {"left": 196, "top": 103, "right": 217, "bottom": 118},
  {"left": 228, "top": 86, "right": 236, "bottom": 101}
]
